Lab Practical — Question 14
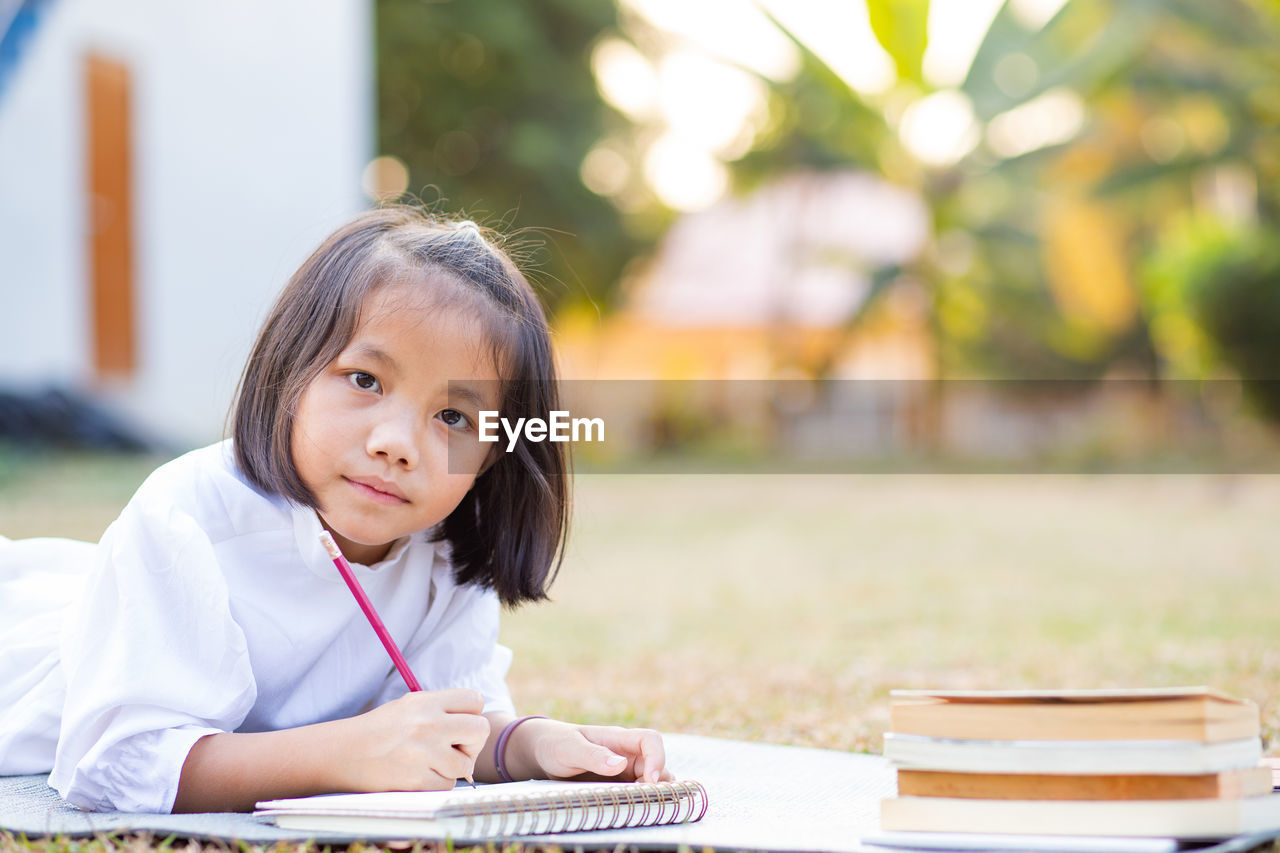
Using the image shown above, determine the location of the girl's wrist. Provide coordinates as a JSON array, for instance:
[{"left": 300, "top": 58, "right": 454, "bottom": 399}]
[
  {"left": 301, "top": 714, "right": 363, "bottom": 793},
  {"left": 497, "top": 716, "right": 563, "bottom": 781}
]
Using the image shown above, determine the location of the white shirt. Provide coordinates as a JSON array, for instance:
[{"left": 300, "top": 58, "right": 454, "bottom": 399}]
[{"left": 0, "top": 441, "right": 515, "bottom": 813}]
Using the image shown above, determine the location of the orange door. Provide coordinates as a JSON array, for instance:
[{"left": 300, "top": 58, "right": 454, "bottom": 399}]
[{"left": 85, "top": 52, "right": 135, "bottom": 379}]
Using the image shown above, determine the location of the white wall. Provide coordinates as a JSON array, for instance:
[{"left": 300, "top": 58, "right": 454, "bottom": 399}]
[{"left": 0, "top": 0, "right": 372, "bottom": 447}]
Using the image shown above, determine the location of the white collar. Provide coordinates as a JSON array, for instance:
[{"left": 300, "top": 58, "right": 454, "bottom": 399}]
[{"left": 291, "top": 505, "right": 414, "bottom": 581}]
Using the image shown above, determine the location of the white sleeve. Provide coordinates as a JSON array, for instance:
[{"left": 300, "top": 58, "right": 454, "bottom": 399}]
[
  {"left": 373, "top": 582, "right": 516, "bottom": 717},
  {"left": 49, "top": 499, "right": 257, "bottom": 813}
]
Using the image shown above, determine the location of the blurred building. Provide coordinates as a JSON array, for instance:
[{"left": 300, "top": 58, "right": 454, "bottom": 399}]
[
  {"left": 556, "top": 170, "right": 934, "bottom": 382},
  {"left": 0, "top": 0, "right": 371, "bottom": 446},
  {"left": 552, "top": 170, "right": 938, "bottom": 462}
]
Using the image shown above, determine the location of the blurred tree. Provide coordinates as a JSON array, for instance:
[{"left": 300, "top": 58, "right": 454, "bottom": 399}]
[
  {"left": 1190, "top": 237, "right": 1280, "bottom": 420},
  {"left": 731, "top": 31, "right": 895, "bottom": 187},
  {"left": 723, "top": 15, "right": 919, "bottom": 382},
  {"left": 939, "top": 0, "right": 1170, "bottom": 379},
  {"left": 1145, "top": 219, "right": 1280, "bottom": 419},
  {"left": 730, "top": 0, "right": 1280, "bottom": 401},
  {"left": 376, "top": 0, "right": 636, "bottom": 311},
  {"left": 961, "top": 0, "right": 1280, "bottom": 393}
]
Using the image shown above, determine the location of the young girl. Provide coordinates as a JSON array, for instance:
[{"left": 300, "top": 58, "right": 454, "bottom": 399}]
[{"left": 0, "top": 206, "right": 670, "bottom": 814}]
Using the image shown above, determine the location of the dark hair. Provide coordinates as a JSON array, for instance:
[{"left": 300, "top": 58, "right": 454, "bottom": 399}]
[{"left": 231, "top": 206, "right": 567, "bottom": 607}]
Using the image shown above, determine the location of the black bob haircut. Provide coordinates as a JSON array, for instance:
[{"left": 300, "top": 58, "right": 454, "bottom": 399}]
[{"left": 230, "top": 206, "right": 567, "bottom": 607}]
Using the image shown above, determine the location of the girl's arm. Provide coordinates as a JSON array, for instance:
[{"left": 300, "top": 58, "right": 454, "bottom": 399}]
[
  {"left": 173, "top": 689, "right": 490, "bottom": 813},
  {"left": 476, "top": 712, "right": 671, "bottom": 784},
  {"left": 175, "top": 702, "right": 669, "bottom": 812}
]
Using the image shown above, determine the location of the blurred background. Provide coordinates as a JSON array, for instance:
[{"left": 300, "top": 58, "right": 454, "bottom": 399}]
[
  {"left": 1, "top": 0, "right": 1278, "bottom": 463},
  {"left": 2, "top": 0, "right": 1280, "bottom": 746}
]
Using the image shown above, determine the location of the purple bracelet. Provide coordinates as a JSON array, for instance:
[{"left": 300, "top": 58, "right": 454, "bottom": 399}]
[{"left": 494, "top": 714, "right": 548, "bottom": 782}]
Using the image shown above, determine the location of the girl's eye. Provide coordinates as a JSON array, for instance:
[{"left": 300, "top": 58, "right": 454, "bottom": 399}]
[
  {"left": 440, "top": 409, "right": 470, "bottom": 429},
  {"left": 349, "top": 372, "right": 380, "bottom": 392}
]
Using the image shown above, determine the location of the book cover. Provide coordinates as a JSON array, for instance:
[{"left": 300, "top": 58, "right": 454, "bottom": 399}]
[
  {"left": 895, "top": 766, "right": 1274, "bottom": 800},
  {"left": 889, "top": 687, "right": 1259, "bottom": 743},
  {"left": 883, "top": 733, "right": 1263, "bottom": 775},
  {"left": 880, "top": 793, "right": 1280, "bottom": 840}
]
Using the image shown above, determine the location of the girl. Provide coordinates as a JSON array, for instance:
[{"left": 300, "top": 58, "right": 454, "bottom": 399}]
[{"left": 0, "top": 206, "right": 669, "bottom": 813}]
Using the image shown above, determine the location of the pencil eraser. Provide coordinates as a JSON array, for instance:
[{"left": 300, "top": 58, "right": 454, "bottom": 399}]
[{"left": 319, "top": 530, "right": 342, "bottom": 560}]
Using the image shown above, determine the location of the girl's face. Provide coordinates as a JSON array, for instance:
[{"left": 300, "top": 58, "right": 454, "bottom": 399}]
[{"left": 291, "top": 284, "right": 500, "bottom": 565}]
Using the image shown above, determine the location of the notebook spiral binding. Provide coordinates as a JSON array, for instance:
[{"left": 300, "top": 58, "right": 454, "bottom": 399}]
[{"left": 447, "top": 780, "right": 709, "bottom": 836}]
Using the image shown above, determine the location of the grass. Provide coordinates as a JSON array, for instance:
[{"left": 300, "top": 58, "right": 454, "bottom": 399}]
[
  {"left": 504, "top": 471, "right": 1280, "bottom": 751},
  {"left": 4, "top": 450, "right": 1280, "bottom": 850}
]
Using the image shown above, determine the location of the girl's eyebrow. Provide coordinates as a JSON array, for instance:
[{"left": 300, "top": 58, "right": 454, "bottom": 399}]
[
  {"left": 348, "top": 343, "right": 397, "bottom": 370},
  {"left": 449, "top": 383, "right": 495, "bottom": 412}
]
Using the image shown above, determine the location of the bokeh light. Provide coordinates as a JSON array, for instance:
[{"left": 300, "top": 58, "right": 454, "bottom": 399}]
[{"left": 360, "top": 155, "right": 409, "bottom": 202}]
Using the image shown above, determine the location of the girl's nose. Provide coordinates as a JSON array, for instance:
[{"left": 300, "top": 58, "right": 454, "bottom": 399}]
[{"left": 365, "top": 414, "right": 420, "bottom": 469}]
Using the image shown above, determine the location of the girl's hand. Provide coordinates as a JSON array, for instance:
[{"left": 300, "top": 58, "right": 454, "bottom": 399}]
[
  {"left": 335, "top": 688, "right": 490, "bottom": 792},
  {"left": 527, "top": 721, "right": 673, "bottom": 783}
]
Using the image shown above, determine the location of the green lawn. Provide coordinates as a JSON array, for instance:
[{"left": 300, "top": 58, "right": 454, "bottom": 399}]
[
  {"left": 504, "top": 471, "right": 1280, "bottom": 753},
  {"left": 4, "top": 450, "right": 1280, "bottom": 850}
]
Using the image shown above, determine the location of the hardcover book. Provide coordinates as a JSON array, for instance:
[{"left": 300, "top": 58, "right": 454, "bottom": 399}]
[
  {"left": 880, "top": 793, "right": 1280, "bottom": 840},
  {"left": 883, "top": 733, "right": 1263, "bottom": 775},
  {"left": 895, "top": 766, "right": 1273, "bottom": 800},
  {"left": 889, "top": 687, "right": 1259, "bottom": 743}
]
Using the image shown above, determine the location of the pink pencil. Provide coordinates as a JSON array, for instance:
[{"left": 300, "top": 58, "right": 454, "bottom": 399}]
[
  {"left": 320, "top": 530, "right": 422, "bottom": 691},
  {"left": 320, "top": 530, "right": 476, "bottom": 786}
]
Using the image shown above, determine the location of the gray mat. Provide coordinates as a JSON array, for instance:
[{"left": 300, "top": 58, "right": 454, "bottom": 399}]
[{"left": 0, "top": 733, "right": 896, "bottom": 850}]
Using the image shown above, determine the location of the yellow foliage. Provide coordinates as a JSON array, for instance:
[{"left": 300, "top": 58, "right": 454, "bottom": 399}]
[
  {"left": 1042, "top": 196, "right": 1137, "bottom": 333},
  {"left": 1049, "top": 142, "right": 1113, "bottom": 185},
  {"left": 1176, "top": 96, "right": 1230, "bottom": 156}
]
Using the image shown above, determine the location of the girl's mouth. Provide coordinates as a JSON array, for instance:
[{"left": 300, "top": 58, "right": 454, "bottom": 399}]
[{"left": 344, "top": 476, "right": 409, "bottom": 504}]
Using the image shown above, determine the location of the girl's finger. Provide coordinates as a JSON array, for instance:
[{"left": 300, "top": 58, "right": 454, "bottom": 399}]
[
  {"left": 431, "top": 688, "right": 486, "bottom": 714},
  {"left": 442, "top": 714, "right": 490, "bottom": 756},
  {"left": 591, "top": 746, "right": 628, "bottom": 776},
  {"left": 581, "top": 726, "right": 667, "bottom": 781},
  {"left": 633, "top": 730, "right": 666, "bottom": 781},
  {"left": 443, "top": 744, "right": 479, "bottom": 780}
]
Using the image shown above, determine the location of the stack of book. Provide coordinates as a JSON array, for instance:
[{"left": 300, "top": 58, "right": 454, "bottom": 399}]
[{"left": 879, "top": 687, "right": 1280, "bottom": 840}]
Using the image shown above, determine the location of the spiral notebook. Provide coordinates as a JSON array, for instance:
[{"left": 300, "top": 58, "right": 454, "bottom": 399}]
[{"left": 254, "top": 779, "right": 709, "bottom": 838}]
